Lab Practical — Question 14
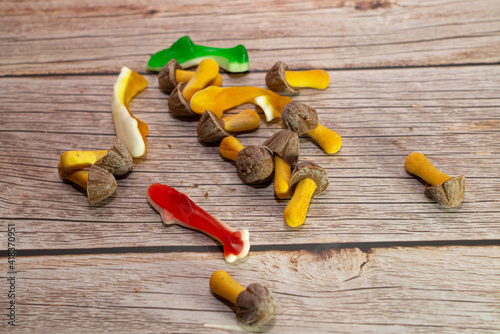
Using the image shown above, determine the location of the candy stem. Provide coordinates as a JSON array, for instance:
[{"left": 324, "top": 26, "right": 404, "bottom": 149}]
[
  {"left": 147, "top": 36, "right": 249, "bottom": 73},
  {"left": 284, "top": 178, "right": 317, "bottom": 227},
  {"left": 209, "top": 270, "right": 246, "bottom": 304},
  {"left": 285, "top": 70, "right": 329, "bottom": 89},
  {"left": 175, "top": 69, "right": 222, "bottom": 87},
  {"left": 60, "top": 150, "right": 108, "bottom": 169},
  {"left": 112, "top": 67, "right": 149, "bottom": 158},
  {"left": 307, "top": 123, "right": 342, "bottom": 154},
  {"left": 220, "top": 136, "right": 244, "bottom": 161},
  {"left": 222, "top": 109, "right": 260, "bottom": 132},
  {"left": 405, "top": 152, "right": 451, "bottom": 186},
  {"left": 182, "top": 59, "right": 220, "bottom": 102},
  {"left": 190, "top": 86, "right": 291, "bottom": 120},
  {"left": 58, "top": 162, "right": 89, "bottom": 189},
  {"left": 175, "top": 69, "right": 194, "bottom": 83}
]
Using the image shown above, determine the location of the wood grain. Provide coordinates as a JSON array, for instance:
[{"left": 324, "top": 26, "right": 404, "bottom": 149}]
[
  {"left": 1, "top": 246, "right": 498, "bottom": 333},
  {"left": 1, "top": 0, "right": 500, "bottom": 75},
  {"left": 1, "top": 1, "right": 500, "bottom": 332}
]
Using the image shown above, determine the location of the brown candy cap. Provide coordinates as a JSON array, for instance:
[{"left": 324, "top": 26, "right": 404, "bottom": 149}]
[
  {"left": 235, "top": 283, "right": 276, "bottom": 327},
  {"left": 290, "top": 161, "right": 329, "bottom": 198},
  {"left": 87, "top": 165, "right": 117, "bottom": 204},
  {"left": 425, "top": 174, "right": 465, "bottom": 208},
  {"left": 236, "top": 146, "right": 274, "bottom": 184},
  {"left": 158, "top": 59, "right": 182, "bottom": 93},
  {"left": 262, "top": 129, "right": 299, "bottom": 165},
  {"left": 282, "top": 102, "right": 319, "bottom": 136},
  {"left": 95, "top": 138, "right": 133, "bottom": 175},
  {"left": 168, "top": 82, "right": 197, "bottom": 117},
  {"left": 197, "top": 110, "right": 232, "bottom": 143},
  {"left": 265, "top": 61, "right": 300, "bottom": 96}
]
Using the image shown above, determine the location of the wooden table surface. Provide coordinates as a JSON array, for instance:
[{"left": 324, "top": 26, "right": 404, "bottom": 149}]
[{"left": 1, "top": 0, "right": 500, "bottom": 332}]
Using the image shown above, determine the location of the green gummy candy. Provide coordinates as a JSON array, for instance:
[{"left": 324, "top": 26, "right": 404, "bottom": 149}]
[{"left": 147, "top": 36, "right": 250, "bottom": 73}]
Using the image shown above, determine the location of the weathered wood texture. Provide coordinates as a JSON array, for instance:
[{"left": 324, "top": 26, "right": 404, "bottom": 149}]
[
  {"left": 1, "top": 0, "right": 500, "bottom": 332},
  {"left": 1, "top": 246, "right": 499, "bottom": 333},
  {"left": 1, "top": 0, "right": 500, "bottom": 75},
  {"left": 1, "top": 65, "right": 499, "bottom": 250}
]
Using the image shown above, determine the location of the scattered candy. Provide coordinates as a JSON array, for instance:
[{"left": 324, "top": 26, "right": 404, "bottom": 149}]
[
  {"left": 58, "top": 163, "right": 117, "bottom": 204},
  {"left": 266, "top": 61, "right": 329, "bottom": 95},
  {"left": 60, "top": 139, "right": 133, "bottom": 176},
  {"left": 147, "top": 36, "right": 249, "bottom": 73},
  {"left": 190, "top": 86, "right": 292, "bottom": 121},
  {"left": 168, "top": 82, "right": 197, "bottom": 117},
  {"left": 197, "top": 110, "right": 260, "bottom": 143},
  {"left": 198, "top": 110, "right": 232, "bottom": 143},
  {"left": 282, "top": 102, "right": 342, "bottom": 154},
  {"left": 283, "top": 161, "right": 329, "bottom": 227},
  {"left": 263, "top": 129, "right": 299, "bottom": 199},
  {"left": 209, "top": 270, "right": 275, "bottom": 326},
  {"left": 222, "top": 109, "right": 260, "bottom": 133},
  {"left": 168, "top": 59, "right": 221, "bottom": 116},
  {"left": 220, "top": 136, "right": 245, "bottom": 161},
  {"left": 60, "top": 150, "right": 107, "bottom": 170},
  {"left": 182, "top": 58, "right": 220, "bottom": 101},
  {"left": 218, "top": 136, "right": 275, "bottom": 184},
  {"left": 405, "top": 152, "right": 465, "bottom": 208},
  {"left": 112, "top": 66, "right": 149, "bottom": 158},
  {"left": 159, "top": 59, "right": 222, "bottom": 94},
  {"left": 236, "top": 146, "right": 275, "bottom": 185}
]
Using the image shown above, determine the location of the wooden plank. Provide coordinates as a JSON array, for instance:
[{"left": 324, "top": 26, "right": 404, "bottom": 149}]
[
  {"left": 1, "top": 0, "right": 500, "bottom": 75},
  {"left": 1, "top": 246, "right": 498, "bottom": 333},
  {"left": 1, "top": 65, "right": 499, "bottom": 249}
]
